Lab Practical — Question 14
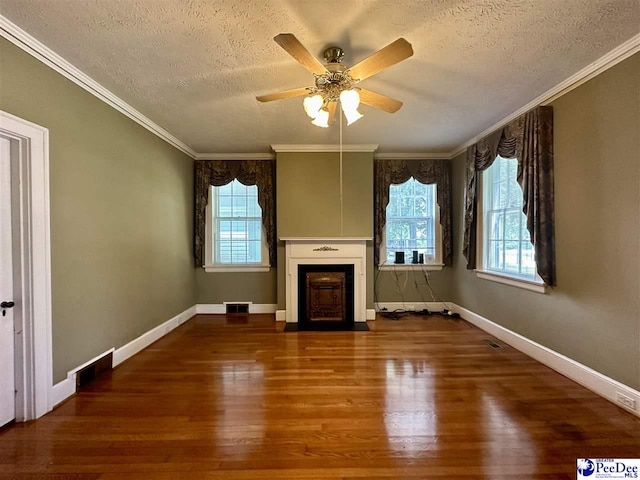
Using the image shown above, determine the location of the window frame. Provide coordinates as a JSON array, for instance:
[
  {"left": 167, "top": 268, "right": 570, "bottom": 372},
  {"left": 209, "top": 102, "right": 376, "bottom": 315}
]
[
  {"left": 379, "top": 178, "right": 443, "bottom": 272},
  {"left": 476, "top": 156, "right": 545, "bottom": 293},
  {"left": 203, "top": 183, "right": 270, "bottom": 273}
]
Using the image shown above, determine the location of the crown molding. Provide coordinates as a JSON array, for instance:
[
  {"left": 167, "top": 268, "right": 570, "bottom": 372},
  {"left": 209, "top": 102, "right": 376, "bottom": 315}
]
[
  {"left": 271, "top": 144, "right": 379, "bottom": 153},
  {"left": 448, "top": 32, "right": 640, "bottom": 159},
  {"left": 374, "top": 152, "right": 450, "bottom": 160},
  {"left": 542, "top": 32, "right": 640, "bottom": 105},
  {"left": 0, "top": 15, "right": 197, "bottom": 159},
  {"left": 197, "top": 151, "right": 448, "bottom": 160},
  {"left": 447, "top": 146, "right": 466, "bottom": 160},
  {"left": 195, "top": 152, "right": 275, "bottom": 160}
]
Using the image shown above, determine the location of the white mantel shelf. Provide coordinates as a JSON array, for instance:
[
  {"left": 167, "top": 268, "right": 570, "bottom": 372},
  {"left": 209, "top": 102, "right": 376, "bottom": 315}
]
[
  {"left": 280, "top": 237, "right": 372, "bottom": 242},
  {"left": 281, "top": 237, "right": 370, "bottom": 324},
  {"left": 271, "top": 144, "right": 378, "bottom": 153}
]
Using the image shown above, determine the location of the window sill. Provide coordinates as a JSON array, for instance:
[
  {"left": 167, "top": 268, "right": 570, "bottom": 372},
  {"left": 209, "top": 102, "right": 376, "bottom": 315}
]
[
  {"left": 475, "top": 270, "right": 546, "bottom": 294},
  {"left": 204, "top": 264, "right": 270, "bottom": 273},
  {"left": 379, "top": 263, "right": 444, "bottom": 272}
]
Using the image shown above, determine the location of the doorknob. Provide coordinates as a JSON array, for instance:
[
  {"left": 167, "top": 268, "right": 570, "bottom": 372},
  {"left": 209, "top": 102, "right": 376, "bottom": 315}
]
[{"left": 1, "top": 301, "right": 14, "bottom": 316}]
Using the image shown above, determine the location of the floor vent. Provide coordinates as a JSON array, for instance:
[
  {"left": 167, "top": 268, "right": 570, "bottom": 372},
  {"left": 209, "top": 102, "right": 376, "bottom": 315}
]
[
  {"left": 76, "top": 352, "right": 113, "bottom": 390},
  {"left": 483, "top": 339, "right": 503, "bottom": 349},
  {"left": 226, "top": 303, "right": 250, "bottom": 314}
]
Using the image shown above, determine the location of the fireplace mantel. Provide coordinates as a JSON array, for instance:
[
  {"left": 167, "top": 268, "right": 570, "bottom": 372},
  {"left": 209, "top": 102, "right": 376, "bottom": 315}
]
[{"left": 280, "top": 238, "right": 371, "bottom": 323}]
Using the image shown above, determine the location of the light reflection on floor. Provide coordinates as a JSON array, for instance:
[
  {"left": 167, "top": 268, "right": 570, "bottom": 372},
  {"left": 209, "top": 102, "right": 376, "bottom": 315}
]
[
  {"left": 383, "top": 359, "right": 438, "bottom": 454},
  {"left": 480, "top": 391, "right": 536, "bottom": 475},
  {"left": 216, "top": 363, "right": 265, "bottom": 457}
]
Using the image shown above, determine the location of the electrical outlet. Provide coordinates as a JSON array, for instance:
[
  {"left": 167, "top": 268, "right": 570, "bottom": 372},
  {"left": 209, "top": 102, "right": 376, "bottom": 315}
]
[{"left": 616, "top": 391, "right": 637, "bottom": 411}]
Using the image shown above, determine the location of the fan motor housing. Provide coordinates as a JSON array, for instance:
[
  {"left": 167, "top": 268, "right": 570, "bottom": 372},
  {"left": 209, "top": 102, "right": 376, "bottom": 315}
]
[{"left": 323, "top": 46, "right": 344, "bottom": 64}]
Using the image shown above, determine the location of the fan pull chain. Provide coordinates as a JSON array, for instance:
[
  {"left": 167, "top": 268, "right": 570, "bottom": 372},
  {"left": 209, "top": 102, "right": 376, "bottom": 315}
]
[{"left": 339, "top": 103, "right": 344, "bottom": 236}]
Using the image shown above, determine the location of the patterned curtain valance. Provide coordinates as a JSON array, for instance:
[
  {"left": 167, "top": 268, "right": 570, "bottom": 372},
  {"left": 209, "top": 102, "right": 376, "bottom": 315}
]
[
  {"left": 374, "top": 158, "right": 452, "bottom": 267},
  {"left": 462, "top": 106, "right": 555, "bottom": 285},
  {"left": 194, "top": 160, "right": 276, "bottom": 268}
]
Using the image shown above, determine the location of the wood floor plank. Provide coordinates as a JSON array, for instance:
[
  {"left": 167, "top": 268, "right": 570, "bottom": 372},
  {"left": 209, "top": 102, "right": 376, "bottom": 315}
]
[{"left": 1, "top": 314, "right": 639, "bottom": 479}]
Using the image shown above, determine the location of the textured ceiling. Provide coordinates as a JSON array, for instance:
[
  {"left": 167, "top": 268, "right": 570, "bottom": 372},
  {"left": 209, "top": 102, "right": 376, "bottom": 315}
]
[{"left": 1, "top": 0, "right": 639, "bottom": 154}]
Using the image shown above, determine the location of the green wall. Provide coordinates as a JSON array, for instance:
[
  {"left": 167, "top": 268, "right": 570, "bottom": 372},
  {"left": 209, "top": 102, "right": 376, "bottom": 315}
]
[
  {"left": 273, "top": 150, "right": 456, "bottom": 308},
  {"left": 196, "top": 151, "right": 377, "bottom": 306},
  {"left": 450, "top": 53, "right": 640, "bottom": 389},
  {"left": 0, "top": 38, "right": 197, "bottom": 383},
  {"left": 196, "top": 269, "right": 277, "bottom": 304},
  {"left": 374, "top": 267, "right": 456, "bottom": 305},
  {"left": 190, "top": 152, "right": 380, "bottom": 309},
  {"left": 193, "top": 145, "right": 456, "bottom": 308},
  {"left": 277, "top": 152, "right": 373, "bottom": 237},
  {"left": 275, "top": 151, "right": 374, "bottom": 308}
]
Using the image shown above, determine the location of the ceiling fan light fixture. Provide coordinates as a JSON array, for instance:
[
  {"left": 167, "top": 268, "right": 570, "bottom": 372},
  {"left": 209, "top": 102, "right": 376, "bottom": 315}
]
[
  {"left": 303, "top": 94, "right": 323, "bottom": 118},
  {"left": 311, "top": 107, "right": 330, "bottom": 128},
  {"left": 343, "top": 107, "right": 363, "bottom": 126},
  {"left": 339, "top": 89, "right": 360, "bottom": 111},
  {"left": 339, "top": 89, "right": 363, "bottom": 125},
  {"left": 257, "top": 34, "right": 413, "bottom": 128}
]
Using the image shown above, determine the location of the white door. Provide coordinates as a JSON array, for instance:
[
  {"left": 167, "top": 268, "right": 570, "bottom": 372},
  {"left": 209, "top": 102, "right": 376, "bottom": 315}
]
[{"left": 0, "top": 136, "right": 15, "bottom": 426}]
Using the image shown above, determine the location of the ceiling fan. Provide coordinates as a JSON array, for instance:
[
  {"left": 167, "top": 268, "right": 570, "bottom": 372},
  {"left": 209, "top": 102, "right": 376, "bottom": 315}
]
[{"left": 256, "top": 34, "right": 413, "bottom": 127}]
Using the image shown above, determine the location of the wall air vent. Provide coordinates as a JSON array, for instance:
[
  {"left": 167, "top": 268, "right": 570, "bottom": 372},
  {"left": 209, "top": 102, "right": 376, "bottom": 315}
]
[
  {"left": 76, "top": 352, "right": 113, "bottom": 389},
  {"left": 483, "top": 339, "right": 503, "bottom": 349},
  {"left": 225, "top": 303, "right": 250, "bottom": 314}
]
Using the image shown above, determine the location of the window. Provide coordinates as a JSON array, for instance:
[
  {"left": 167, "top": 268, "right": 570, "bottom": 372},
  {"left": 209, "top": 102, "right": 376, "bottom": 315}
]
[
  {"left": 204, "top": 179, "right": 269, "bottom": 272},
  {"left": 381, "top": 177, "right": 442, "bottom": 268},
  {"left": 480, "top": 156, "right": 539, "bottom": 284}
]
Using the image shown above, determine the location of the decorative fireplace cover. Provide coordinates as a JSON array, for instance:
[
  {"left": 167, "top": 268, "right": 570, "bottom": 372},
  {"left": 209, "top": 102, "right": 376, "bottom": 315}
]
[{"left": 298, "top": 264, "right": 354, "bottom": 330}]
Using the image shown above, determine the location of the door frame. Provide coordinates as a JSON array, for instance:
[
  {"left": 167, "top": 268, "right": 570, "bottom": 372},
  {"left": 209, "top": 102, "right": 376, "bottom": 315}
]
[{"left": 0, "top": 110, "right": 52, "bottom": 421}]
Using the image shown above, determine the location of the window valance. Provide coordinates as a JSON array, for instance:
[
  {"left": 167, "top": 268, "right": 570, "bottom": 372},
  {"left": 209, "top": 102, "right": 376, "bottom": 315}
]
[
  {"left": 462, "top": 106, "right": 555, "bottom": 285},
  {"left": 374, "top": 158, "right": 452, "bottom": 266},
  {"left": 194, "top": 160, "right": 276, "bottom": 267}
]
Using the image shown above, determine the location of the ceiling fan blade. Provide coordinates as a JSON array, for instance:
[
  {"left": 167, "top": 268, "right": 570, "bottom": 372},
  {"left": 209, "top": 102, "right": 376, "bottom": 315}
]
[
  {"left": 256, "top": 87, "right": 311, "bottom": 103},
  {"left": 358, "top": 89, "right": 403, "bottom": 113},
  {"left": 327, "top": 101, "right": 337, "bottom": 125},
  {"left": 348, "top": 38, "right": 413, "bottom": 82},
  {"left": 274, "top": 33, "right": 328, "bottom": 75}
]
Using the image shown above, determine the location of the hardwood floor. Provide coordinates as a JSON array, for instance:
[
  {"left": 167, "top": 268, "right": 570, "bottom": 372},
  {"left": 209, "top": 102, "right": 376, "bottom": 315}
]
[{"left": 1, "top": 314, "right": 639, "bottom": 479}]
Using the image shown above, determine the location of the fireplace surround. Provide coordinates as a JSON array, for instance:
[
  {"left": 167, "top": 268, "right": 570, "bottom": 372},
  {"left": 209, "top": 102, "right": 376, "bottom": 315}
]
[
  {"left": 280, "top": 238, "right": 370, "bottom": 324},
  {"left": 298, "top": 264, "right": 354, "bottom": 330}
]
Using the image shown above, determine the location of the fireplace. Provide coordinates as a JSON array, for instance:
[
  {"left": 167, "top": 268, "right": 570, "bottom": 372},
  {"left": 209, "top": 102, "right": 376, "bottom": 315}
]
[
  {"left": 298, "top": 264, "right": 354, "bottom": 330},
  {"left": 279, "top": 237, "right": 371, "bottom": 324}
]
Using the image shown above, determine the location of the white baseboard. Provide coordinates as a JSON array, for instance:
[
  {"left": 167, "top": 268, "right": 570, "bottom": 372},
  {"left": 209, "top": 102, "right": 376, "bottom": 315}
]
[
  {"left": 375, "top": 301, "right": 448, "bottom": 312},
  {"left": 366, "top": 309, "right": 376, "bottom": 320},
  {"left": 250, "top": 303, "right": 278, "bottom": 314},
  {"left": 51, "top": 305, "right": 197, "bottom": 408},
  {"left": 451, "top": 303, "right": 640, "bottom": 418},
  {"left": 196, "top": 304, "right": 225, "bottom": 314},
  {"left": 275, "top": 310, "right": 286, "bottom": 321},
  {"left": 51, "top": 377, "right": 75, "bottom": 408},
  {"left": 113, "top": 305, "right": 196, "bottom": 367},
  {"left": 196, "top": 303, "right": 277, "bottom": 314},
  {"left": 51, "top": 347, "right": 115, "bottom": 407}
]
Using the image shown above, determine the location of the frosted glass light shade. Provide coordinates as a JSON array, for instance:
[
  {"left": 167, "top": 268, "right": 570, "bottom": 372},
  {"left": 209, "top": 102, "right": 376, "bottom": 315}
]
[
  {"left": 311, "top": 108, "right": 329, "bottom": 128},
  {"left": 343, "top": 107, "right": 363, "bottom": 125},
  {"left": 339, "top": 89, "right": 363, "bottom": 125},
  {"left": 339, "top": 89, "right": 360, "bottom": 110},
  {"left": 303, "top": 95, "right": 323, "bottom": 118}
]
